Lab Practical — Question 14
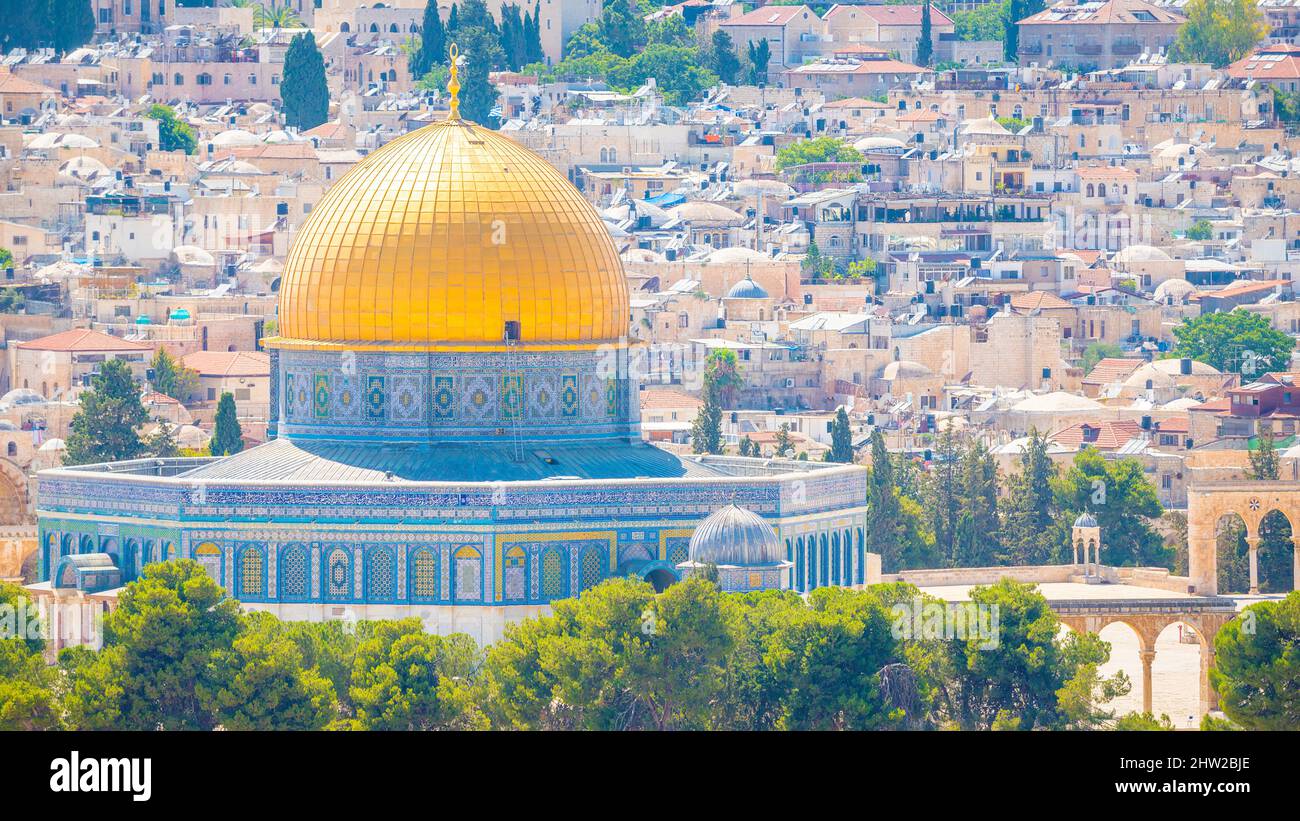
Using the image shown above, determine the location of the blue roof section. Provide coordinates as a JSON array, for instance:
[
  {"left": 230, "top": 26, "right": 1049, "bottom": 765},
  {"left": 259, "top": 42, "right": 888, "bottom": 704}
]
[
  {"left": 646, "top": 192, "right": 686, "bottom": 207},
  {"left": 176, "top": 438, "right": 723, "bottom": 482}
]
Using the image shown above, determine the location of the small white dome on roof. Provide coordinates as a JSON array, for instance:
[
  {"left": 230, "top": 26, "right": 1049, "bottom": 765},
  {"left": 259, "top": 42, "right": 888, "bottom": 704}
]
[
  {"left": 58, "top": 155, "right": 109, "bottom": 179},
  {"left": 1153, "top": 278, "right": 1196, "bottom": 302},
  {"left": 707, "top": 246, "right": 769, "bottom": 265},
  {"left": 173, "top": 245, "right": 216, "bottom": 266},
  {"left": 211, "top": 129, "right": 260, "bottom": 147},
  {"left": 669, "top": 201, "right": 745, "bottom": 224},
  {"left": 1112, "top": 245, "right": 1172, "bottom": 264},
  {"left": 1, "top": 388, "right": 46, "bottom": 407},
  {"left": 854, "top": 136, "right": 906, "bottom": 152},
  {"left": 38, "top": 438, "right": 66, "bottom": 452},
  {"left": 882, "top": 360, "right": 933, "bottom": 380}
]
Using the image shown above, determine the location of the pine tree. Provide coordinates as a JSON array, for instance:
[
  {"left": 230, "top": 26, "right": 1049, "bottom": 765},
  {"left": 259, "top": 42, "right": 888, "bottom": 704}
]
[
  {"left": 829, "top": 407, "right": 853, "bottom": 463},
  {"left": 210, "top": 392, "right": 244, "bottom": 457},
  {"left": 774, "top": 423, "right": 793, "bottom": 457},
  {"left": 926, "top": 427, "right": 962, "bottom": 565},
  {"left": 917, "top": 0, "right": 933, "bottom": 67},
  {"left": 282, "top": 32, "right": 329, "bottom": 131},
  {"left": 955, "top": 440, "right": 1000, "bottom": 567},
  {"left": 739, "top": 435, "right": 755, "bottom": 457},
  {"left": 64, "top": 359, "right": 148, "bottom": 466},
  {"left": 1248, "top": 427, "right": 1281, "bottom": 480},
  {"left": 867, "top": 431, "right": 902, "bottom": 567},
  {"left": 150, "top": 348, "right": 199, "bottom": 402},
  {"left": 998, "top": 429, "right": 1058, "bottom": 564},
  {"left": 709, "top": 30, "right": 741, "bottom": 86},
  {"left": 146, "top": 420, "right": 180, "bottom": 459},
  {"left": 746, "top": 38, "right": 771, "bottom": 85}
]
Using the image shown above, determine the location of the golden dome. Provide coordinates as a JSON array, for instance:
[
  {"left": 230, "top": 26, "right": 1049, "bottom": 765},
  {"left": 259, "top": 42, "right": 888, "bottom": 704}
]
[{"left": 270, "top": 119, "right": 628, "bottom": 351}]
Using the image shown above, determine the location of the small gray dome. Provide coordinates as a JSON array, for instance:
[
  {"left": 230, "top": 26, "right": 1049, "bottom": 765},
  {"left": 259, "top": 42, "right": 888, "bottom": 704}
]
[
  {"left": 688, "top": 504, "right": 782, "bottom": 566},
  {"left": 725, "top": 275, "right": 769, "bottom": 300},
  {"left": 1074, "top": 512, "right": 1098, "bottom": 529}
]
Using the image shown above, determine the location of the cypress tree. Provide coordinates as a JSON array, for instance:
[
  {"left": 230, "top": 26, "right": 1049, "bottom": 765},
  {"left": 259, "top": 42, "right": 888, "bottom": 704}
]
[
  {"left": 413, "top": 0, "right": 447, "bottom": 78},
  {"left": 454, "top": 24, "right": 503, "bottom": 125},
  {"left": 690, "top": 381, "right": 723, "bottom": 455},
  {"left": 829, "top": 406, "right": 853, "bottom": 463},
  {"left": 282, "top": 32, "right": 329, "bottom": 131},
  {"left": 210, "top": 392, "right": 244, "bottom": 457},
  {"left": 917, "top": 0, "right": 933, "bottom": 67},
  {"left": 525, "top": 2, "right": 545, "bottom": 65}
]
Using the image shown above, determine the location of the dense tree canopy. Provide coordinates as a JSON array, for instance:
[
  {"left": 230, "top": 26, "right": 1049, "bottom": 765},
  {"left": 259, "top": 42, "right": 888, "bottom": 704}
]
[
  {"left": 1169, "top": 309, "right": 1295, "bottom": 377},
  {"left": 1211, "top": 591, "right": 1300, "bottom": 729},
  {"left": 774, "top": 137, "right": 864, "bottom": 171},
  {"left": 1170, "top": 0, "right": 1267, "bottom": 68},
  {"left": 148, "top": 104, "right": 198, "bottom": 155}
]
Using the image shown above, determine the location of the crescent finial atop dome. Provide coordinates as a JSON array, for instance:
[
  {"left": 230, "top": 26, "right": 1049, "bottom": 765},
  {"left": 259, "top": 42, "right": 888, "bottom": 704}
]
[{"left": 447, "top": 42, "right": 462, "bottom": 121}]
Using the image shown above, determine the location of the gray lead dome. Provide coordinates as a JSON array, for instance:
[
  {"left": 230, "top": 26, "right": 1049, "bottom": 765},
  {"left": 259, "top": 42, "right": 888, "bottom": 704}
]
[{"left": 688, "top": 504, "right": 783, "bottom": 566}]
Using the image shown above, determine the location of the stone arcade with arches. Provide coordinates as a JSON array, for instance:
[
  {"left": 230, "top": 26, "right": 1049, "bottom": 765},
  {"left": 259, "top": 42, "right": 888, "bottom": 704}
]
[{"left": 1186, "top": 480, "right": 1300, "bottom": 596}]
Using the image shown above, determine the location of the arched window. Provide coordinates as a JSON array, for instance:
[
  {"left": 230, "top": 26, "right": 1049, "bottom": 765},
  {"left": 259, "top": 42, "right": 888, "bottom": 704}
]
[
  {"left": 5, "top": 442, "right": 14, "bottom": 457},
  {"left": 325, "top": 547, "right": 351, "bottom": 600},
  {"left": 410, "top": 547, "right": 439, "bottom": 601},
  {"left": 541, "top": 547, "right": 564, "bottom": 599},
  {"left": 389, "top": 23, "right": 399, "bottom": 32},
  {"left": 504, "top": 545, "right": 527, "bottom": 601},
  {"left": 608, "top": 147, "right": 617, "bottom": 163},
  {"left": 796, "top": 537, "right": 806, "bottom": 591},
  {"left": 340, "top": 21, "right": 350, "bottom": 32},
  {"left": 195, "top": 542, "right": 222, "bottom": 586},
  {"left": 369, "top": 23, "right": 379, "bottom": 32},
  {"left": 1086, "top": 183, "right": 1095, "bottom": 197},
  {"left": 79, "top": 534, "right": 95, "bottom": 554},
  {"left": 843, "top": 532, "right": 852, "bottom": 587},
  {"left": 831, "top": 531, "right": 841, "bottom": 585},
  {"left": 599, "top": 147, "right": 608, "bottom": 162},
  {"left": 174, "top": 73, "right": 184, "bottom": 86},
  {"left": 1098, "top": 183, "right": 1107, "bottom": 197},
  {"left": 238, "top": 545, "right": 265, "bottom": 598},
  {"left": 579, "top": 546, "right": 604, "bottom": 592},
  {"left": 818, "top": 534, "right": 829, "bottom": 587},
  {"left": 279, "top": 545, "right": 308, "bottom": 599},
  {"left": 453, "top": 546, "right": 481, "bottom": 601},
  {"left": 367, "top": 548, "right": 395, "bottom": 601}
]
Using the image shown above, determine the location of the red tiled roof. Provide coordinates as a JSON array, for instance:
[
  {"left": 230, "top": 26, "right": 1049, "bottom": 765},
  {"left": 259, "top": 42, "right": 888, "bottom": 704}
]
[
  {"left": 1154, "top": 416, "right": 1189, "bottom": 433},
  {"left": 852, "top": 5, "right": 954, "bottom": 27},
  {"left": 1047, "top": 419, "right": 1144, "bottom": 450},
  {"left": 17, "top": 328, "right": 152, "bottom": 353},
  {"left": 1227, "top": 45, "right": 1300, "bottom": 81},
  {"left": 640, "top": 387, "right": 704, "bottom": 411},
  {"left": 722, "top": 5, "right": 814, "bottom": 27},
  {"left": 1083, "top": 357, "right": 1143, "bottom": 385},
  {"left": 787, "top": 59, "right": 927, "bottom": 76},
  {"left": 180, "top": 350, "right": 270, "bottom": 378},
  {"left": 1019, "top": 0, "right": 1182, "bottom": 25}
]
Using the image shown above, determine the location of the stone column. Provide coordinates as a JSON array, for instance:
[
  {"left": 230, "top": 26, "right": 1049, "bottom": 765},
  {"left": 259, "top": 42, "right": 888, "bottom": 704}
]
[
  {"left": 1199, "top": 644, "right": 1219, "bottom": 716},
  {"left": 1186, "top": 516, "right": 1217, "bottom": 595},
  {"left": 1294, "top": 542, "right": 1300, "bottom": 593},
  {"left": 1246, "top": 535, "right": 1260, "bottom": 595},
  {"left": 1139, "top": 648, "right": 1156, "bottom": 715}
]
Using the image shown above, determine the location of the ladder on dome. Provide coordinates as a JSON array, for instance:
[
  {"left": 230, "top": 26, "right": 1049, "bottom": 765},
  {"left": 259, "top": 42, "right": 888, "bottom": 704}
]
[{"left": 503, "top": 324, "right": 525, "bottom": 463}]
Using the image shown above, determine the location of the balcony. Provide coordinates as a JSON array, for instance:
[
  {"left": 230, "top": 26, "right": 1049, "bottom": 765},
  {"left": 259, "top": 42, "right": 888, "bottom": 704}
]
[{"left": 1112, "top": 40, "right": 1143, "bottom": 56}]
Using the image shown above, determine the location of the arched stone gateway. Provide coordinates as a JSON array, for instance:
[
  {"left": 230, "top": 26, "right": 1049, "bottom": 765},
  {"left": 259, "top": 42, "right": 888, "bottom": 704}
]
[
  {"left": 1187, "top": 481, "right": 1300, "bottom": 595},
  {"left": 1055, "top": 601, "right": 1237, "bottom": 716}
]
